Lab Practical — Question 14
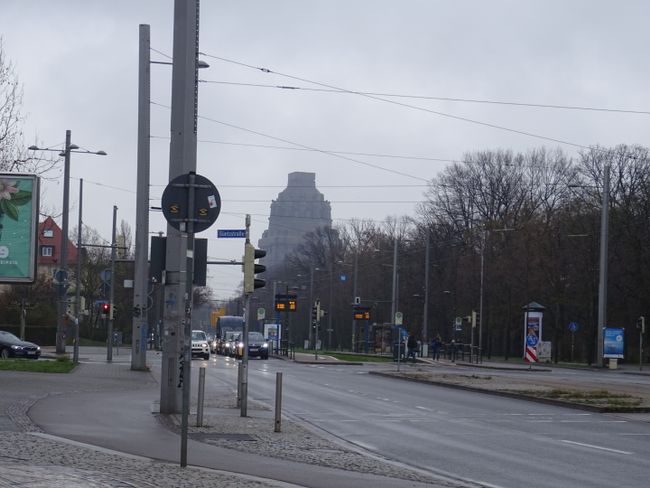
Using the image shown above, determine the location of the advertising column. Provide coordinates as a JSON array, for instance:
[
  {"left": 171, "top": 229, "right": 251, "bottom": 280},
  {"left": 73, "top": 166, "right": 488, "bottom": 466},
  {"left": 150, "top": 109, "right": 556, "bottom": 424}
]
[{"left": 522, "top": 302, "right": 545, "bottom": 362}]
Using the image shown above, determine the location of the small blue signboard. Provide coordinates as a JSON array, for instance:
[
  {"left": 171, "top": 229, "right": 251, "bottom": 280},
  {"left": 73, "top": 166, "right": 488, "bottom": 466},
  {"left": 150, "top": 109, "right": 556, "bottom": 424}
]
[
  {"left": 526, "top": 333, "right": 539, "bottom": 347},
  {"left": 217, "top": 229, "right": 246, "bottom": 238},
  {"left": 603, "top": 327, "right": 624, "bottom": 359},
  {"left": 568, "top": 322, "right": 579, "bottom": 333},
  {"left": 340, "top": 274, "right": 347, "bottom": 282}
]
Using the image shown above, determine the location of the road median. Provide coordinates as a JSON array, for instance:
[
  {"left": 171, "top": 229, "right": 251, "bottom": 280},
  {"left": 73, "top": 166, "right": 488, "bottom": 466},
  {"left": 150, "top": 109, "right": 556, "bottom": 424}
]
[{"left": 369, "top": 368, "right": 650, "bottom": 413}]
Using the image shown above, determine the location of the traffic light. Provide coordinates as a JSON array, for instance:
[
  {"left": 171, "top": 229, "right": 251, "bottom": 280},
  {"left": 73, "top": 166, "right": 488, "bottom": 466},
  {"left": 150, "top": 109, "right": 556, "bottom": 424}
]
[
  {"left": 471, "top": 311, "right": 479, "bottom": 328},
  {"left": 311, "top": 305, "right": 318, "bottom": 323},
  {"left": 243, "top": 242, "right": 266, "bottom": 294},
  {"left": 100, "top": 302, "right": 110, "bottom": 318},
  {"left": 637, "top": 316, "right": 646, "bottom": 334}
]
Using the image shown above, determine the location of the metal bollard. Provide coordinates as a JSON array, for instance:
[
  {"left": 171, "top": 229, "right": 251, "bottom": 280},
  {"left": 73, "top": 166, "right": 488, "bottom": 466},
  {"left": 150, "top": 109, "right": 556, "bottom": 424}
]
[
  {"left": 197, "top": 367, "right": 205, "bottom": 427},
  {"left": 236, "top": 362, "right": 242, "bottom": 408},
  {"left": 274, "top": 372, "right": 283, "bottom": 432}
]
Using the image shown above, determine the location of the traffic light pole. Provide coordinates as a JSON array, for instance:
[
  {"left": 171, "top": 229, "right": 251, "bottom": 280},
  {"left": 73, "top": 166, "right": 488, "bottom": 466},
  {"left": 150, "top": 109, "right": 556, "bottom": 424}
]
[{"left": 241, "top": 215, "right": 252, "bottom": 417}]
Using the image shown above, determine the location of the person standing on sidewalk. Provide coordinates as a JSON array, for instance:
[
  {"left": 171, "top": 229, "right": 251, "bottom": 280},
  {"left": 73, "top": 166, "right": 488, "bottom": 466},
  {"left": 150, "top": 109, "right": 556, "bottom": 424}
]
[
  {"left": 431, "top": 334, "right": 441, "bottom": 361},
  {"left": 407, "top": 333, "right": 418, "bottom": 363}
]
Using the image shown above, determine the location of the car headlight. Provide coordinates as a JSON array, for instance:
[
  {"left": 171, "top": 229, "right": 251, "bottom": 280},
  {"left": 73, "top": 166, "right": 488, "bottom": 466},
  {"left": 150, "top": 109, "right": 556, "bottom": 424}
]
[
  {"left": 238, "top": 342, "right": 244, "bottom": 348},
  {"left": 201, "top": 342, "right": 208, "bottom": 347},
  {"left": 262, "top": 343, "right": 268, "bottom": 348},
  {"left": 11, "top": 345, "right": 23, "bottom": 350}
]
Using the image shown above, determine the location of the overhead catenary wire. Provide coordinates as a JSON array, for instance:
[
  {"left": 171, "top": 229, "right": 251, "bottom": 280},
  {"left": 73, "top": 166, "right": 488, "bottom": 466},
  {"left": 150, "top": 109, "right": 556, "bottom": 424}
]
[
  {"left": 150, "top": 101, "right": 428, "bottom": 182},
  {"left": 149, "top": 134, "right": 463, "bottom": 164},
  {"left": 197, "top": 52, "right": 626, "bottom": 152},
  {"left": 200, "top": 80, "right": 650, "bottom": 116}
]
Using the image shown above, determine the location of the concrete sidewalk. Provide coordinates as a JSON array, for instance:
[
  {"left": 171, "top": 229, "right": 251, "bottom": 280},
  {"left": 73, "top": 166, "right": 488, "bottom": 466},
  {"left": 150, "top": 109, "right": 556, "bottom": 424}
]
[{"left": 0, "top": 347, "right": 467, "bottom": 488}]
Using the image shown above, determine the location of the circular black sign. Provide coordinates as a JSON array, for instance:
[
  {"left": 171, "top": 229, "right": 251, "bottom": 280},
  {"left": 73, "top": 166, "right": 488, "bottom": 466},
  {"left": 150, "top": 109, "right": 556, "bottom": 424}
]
[{"left": 161, "top": 172, "right": 221, "bottom": 233}]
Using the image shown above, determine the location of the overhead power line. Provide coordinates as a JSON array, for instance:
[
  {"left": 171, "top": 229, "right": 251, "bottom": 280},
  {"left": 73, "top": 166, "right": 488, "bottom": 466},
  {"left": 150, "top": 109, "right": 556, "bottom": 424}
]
[
  {"left": 150, "top": 134, "right": 462, "bottom": 164},
  {"left": 200, "top": 80, "right": 650, "bottom": 116},
  {"left": 151, "top": 101, "right": 429, "bottom": 182},
  {"left": 197, "top": 53, "right": 611, "bottom": 151}
]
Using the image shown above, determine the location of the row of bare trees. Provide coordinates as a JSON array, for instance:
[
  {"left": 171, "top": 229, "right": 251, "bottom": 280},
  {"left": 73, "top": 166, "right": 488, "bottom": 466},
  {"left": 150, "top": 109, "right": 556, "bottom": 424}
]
[{"left": 253, "top": 145, "right": 649, "bottom": 363}]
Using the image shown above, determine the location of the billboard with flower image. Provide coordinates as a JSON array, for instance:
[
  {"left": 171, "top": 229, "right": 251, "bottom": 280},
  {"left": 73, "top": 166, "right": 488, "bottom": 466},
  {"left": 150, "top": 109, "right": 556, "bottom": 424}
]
[{"left": 0, "top": 174, "right": 40, "bottom": 283}]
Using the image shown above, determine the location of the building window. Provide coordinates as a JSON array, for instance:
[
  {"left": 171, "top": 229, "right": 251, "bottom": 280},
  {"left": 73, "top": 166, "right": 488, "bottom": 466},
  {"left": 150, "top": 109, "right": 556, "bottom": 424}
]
[
  {"left": 43, "top": 229, "right": 54, "bottom": 238},
  {"left": 41, "top": 246, "right": 54, "bottom": 257}
]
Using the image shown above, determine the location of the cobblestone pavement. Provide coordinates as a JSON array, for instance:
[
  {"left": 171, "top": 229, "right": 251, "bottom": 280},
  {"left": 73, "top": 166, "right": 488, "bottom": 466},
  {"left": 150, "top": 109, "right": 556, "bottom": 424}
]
[
  {"left": 160, "top": 396, "right": 452, "bottom": 486},
  {"left": 0, "top": 432, "right": 295, "bottom": 487}
]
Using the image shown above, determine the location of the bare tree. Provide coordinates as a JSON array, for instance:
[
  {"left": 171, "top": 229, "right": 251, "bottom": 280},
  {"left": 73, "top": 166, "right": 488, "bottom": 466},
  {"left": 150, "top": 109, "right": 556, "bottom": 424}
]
[{"left": 0, "top": 39, "right": 56, "bottom": 175}]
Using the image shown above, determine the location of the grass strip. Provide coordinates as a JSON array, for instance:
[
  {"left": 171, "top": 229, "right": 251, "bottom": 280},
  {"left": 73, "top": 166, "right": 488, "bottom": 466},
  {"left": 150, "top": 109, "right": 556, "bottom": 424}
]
[{"left": 0, "top": 356, "right": 76, "bottom": 373}]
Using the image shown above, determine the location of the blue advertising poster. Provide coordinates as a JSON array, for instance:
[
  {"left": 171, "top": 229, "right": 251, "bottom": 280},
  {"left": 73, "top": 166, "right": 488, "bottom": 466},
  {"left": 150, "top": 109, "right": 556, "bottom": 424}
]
[{"left": 603, "top": 327, "right": 624, "bottom": 359}]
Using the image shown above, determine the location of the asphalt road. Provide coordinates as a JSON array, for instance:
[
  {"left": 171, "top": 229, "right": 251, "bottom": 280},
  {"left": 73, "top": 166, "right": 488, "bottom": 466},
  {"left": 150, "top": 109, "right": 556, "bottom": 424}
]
[{"left": 205, "top": 355, "right": 650, "bottom": 488}]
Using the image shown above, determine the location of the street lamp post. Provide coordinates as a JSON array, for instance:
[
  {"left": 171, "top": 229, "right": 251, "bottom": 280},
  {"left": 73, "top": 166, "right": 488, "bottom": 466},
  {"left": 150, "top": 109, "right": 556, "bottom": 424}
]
[
  {"left": 569, "top": 166, "right": 610, "bottom": 368},
  {"left": 596, "top": 163, "right": 610, "bottom": 367},
  {"left": 29, "top": 131, "right": 106, "bottom": 355}
]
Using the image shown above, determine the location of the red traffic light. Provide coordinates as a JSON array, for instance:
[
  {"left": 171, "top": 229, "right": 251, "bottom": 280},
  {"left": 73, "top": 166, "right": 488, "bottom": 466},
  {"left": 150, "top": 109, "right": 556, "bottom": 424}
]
[{"left": 101, "top": 303, "right": 110, "bottom": 313}]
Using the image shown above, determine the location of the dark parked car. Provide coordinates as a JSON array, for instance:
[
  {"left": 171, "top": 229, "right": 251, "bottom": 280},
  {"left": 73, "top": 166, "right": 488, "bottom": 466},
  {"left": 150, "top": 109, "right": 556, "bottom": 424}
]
[{"left": 0, "top": 331, "right": 41, "bottom": 359}]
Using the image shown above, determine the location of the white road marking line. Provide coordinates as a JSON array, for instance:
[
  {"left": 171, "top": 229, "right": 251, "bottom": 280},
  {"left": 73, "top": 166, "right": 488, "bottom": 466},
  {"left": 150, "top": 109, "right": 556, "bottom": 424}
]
[
  {"left": 415, "top": 405, "right": 434, "bottom": 411},
  {"left": 619, "top": 433, "right": 650, "bottom": 436},
  {"left": 561, "top": 440, "right": 633, "bottom": 455}
]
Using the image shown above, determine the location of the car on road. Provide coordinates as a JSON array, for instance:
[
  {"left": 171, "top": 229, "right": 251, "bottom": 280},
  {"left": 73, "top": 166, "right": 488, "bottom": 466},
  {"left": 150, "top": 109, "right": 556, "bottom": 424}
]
[
  {"left": 218, "top": 330, "right": 239, "bottom": 356},
  {"left": 0, "top": 331, "right": 41, "bottom": 359},
  {"left": 191, "top": 330, "right": 210, "bottom": 360},
  {"left": 234, "top": 331, "right": 269, "bottom": 360}
]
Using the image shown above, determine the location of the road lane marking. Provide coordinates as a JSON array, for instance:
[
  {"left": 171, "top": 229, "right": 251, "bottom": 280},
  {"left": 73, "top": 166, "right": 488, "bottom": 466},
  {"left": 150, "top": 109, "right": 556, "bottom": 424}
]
[
  {"left": 561, "top": 440, "right": 633, "bottom": 455},
  {"left": 415, "top": 405, "right": 434, "bottom": 412}
]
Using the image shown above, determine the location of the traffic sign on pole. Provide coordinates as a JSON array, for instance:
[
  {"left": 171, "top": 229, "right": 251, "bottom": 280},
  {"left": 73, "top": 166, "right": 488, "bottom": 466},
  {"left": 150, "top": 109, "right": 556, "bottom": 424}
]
[
  {"left": 161, "top": 172, "right": 221, "bottom": 233},
  {"left": 218, "top": 229, "right": 246, "bottom": 238}
]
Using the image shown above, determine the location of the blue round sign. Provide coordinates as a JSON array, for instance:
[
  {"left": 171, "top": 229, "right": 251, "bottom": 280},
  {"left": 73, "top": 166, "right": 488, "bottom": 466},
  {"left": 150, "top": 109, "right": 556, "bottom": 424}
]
[{"left": 526, "top": 333, "right": 539, "bottom": 347}]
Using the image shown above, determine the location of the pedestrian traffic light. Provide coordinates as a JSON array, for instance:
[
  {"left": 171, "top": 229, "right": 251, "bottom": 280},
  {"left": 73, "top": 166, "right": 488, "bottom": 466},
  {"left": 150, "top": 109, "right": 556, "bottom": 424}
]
[
  {"left": 243, "top": 242, "right": 266, "bottom": 294},
  {"left": 100, "top": 302, "right": 110, "bottom": 318}
]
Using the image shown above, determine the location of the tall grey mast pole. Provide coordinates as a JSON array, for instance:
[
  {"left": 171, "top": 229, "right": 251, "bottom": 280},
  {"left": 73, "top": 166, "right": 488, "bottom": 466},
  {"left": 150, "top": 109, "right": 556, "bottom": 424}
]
[
  {"left": 160, "top": 0, "right": 200, "bottom": 415},
  {"left": 73, "top": 179, "right": 83, "bottom": 364},
  {"left": 57, "top": 129, "right": 73, "bottom": 354},
  {"left": 107, "top": 205, "right": 117, "bottom": 362},
  {"left": 132, "top": 23, "right": 151, "bottom": 371},
  {"left": 596, "top": 163, "right": 610, "bottom": 367}
]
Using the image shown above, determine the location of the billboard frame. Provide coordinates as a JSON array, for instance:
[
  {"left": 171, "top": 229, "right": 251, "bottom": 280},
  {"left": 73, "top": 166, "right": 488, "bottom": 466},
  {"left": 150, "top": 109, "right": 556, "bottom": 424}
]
[{"left": 0, "top": 173, "right": 40, "bottom": 284}]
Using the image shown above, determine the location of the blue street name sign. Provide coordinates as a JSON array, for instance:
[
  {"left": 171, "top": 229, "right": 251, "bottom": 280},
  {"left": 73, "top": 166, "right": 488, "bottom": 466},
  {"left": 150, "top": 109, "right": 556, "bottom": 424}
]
[{"left": 217, "top": 229, "right": 246, "bottom": 238}]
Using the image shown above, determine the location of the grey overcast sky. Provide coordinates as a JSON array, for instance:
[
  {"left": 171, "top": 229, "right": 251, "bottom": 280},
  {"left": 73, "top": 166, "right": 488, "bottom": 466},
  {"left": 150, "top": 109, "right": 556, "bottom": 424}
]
[{"left": 1, "top": 0, "right": 648, "bottom": 299}]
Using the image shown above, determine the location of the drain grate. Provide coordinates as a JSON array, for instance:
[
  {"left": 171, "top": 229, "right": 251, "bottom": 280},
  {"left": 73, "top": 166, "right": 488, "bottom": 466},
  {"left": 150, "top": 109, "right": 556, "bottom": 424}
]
[{"left": 190, "top": 433, "right": 256, "bottom": 442}]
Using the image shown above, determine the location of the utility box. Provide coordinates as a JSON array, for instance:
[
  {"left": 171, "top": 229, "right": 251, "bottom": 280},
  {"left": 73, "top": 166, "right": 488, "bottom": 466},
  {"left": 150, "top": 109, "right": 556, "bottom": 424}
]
[{"left": 538, "top": 341, "right": 552, "bottom": 363}]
